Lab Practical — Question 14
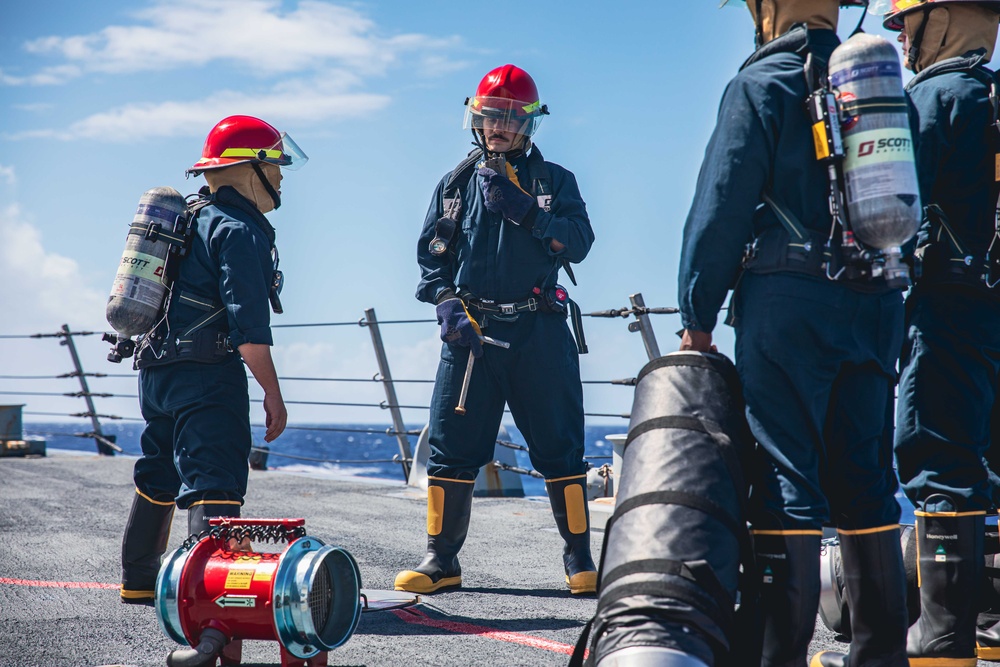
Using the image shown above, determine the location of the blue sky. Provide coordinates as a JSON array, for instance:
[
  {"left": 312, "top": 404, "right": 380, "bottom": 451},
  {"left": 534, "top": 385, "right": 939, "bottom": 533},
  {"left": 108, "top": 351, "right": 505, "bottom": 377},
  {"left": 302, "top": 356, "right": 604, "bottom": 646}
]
[{"left": 0, "top": 1, "right": 964, "bottom": 428}]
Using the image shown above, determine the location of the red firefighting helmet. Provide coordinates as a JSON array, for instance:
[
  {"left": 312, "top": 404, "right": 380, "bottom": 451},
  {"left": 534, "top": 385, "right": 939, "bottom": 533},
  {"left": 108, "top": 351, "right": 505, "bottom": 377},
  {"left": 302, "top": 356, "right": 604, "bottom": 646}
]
[
  {"left": 463, "top": 65, "right": 549, "bottom": 138},
  {"left": 874, "top": 0, "right": 1000, "bottom": 30},
  {"left": 187, "top": 115, "right": 308, "bottom": 176},
  {"left": 720, "top": 0, "right": 869, "bottom": 7}
]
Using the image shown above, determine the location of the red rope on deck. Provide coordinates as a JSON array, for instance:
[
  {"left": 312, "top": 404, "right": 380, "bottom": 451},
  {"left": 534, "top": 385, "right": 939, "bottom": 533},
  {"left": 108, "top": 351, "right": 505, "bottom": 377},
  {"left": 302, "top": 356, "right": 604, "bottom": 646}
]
[{"left": 0, "top": 577, "right": 119, "bottom": 589}]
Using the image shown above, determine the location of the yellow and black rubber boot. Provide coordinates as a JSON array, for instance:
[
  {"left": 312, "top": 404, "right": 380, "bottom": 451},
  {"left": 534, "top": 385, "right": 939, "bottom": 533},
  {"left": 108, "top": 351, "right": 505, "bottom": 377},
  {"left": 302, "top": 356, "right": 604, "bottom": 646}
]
[
  {"left": 120, "top": 489, "right": 174, "bottom": 605},
  {"left": 907, "top": 497, "right": 985, "bottom": 667},
  {"left": 809, "top": 525, "right": 909, "bottom": 667},
  {"left": 977, "top": 512, "right": 1000, "bottom": 662},
  {"left": 753, "top": 529, "right": 823, "bottom": 666},
  {"left": 978, "top": 613, "right": 1000, "bottom": 663},
  {"left": 546, "top": 475, "right": 597, "bottom": 595},
  {"left": 395, "top": 476, "right": 474, "bottom": 594}
]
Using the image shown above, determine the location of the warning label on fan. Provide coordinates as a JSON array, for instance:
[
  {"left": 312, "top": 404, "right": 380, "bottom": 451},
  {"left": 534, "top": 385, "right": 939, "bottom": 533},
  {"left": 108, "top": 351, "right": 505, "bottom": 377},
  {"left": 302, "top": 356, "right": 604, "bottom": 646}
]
[{"left": 225, "top": 568, "right": 255, "bottom": 590}]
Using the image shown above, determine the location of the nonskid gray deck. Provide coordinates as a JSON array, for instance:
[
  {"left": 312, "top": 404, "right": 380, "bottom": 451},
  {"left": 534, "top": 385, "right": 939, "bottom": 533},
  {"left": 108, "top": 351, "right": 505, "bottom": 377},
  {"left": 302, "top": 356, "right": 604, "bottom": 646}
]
[{"left": 0, "top": 454, "right": 978, "bottom": 666}]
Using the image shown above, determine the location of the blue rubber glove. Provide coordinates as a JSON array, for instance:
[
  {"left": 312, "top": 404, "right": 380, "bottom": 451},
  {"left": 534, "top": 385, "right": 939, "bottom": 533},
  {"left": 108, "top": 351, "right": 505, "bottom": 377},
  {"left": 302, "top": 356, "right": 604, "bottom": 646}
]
[
  {"left": 478, "top": 167, "right": 539, "bottom": 229},
  {"left": 435, "top": 298, "right": 483, "bottom": 358}
]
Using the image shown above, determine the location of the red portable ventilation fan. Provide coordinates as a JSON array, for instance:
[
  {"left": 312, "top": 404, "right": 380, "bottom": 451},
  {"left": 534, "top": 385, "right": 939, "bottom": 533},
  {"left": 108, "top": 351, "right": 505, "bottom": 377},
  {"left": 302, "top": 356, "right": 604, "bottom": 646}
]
[{"left": 155, "top": 518, "right": 362, "bottom": 667}]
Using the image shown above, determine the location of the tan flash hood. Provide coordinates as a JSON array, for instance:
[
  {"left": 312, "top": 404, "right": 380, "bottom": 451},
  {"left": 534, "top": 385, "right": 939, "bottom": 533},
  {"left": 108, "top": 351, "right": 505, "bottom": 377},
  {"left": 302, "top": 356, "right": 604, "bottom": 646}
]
[
  {"left": 904, "top": 4, "right": 999, "bottom": 72},
  {"left": 748, "top": 0, "right": 840, "bottom": 44},
  {"left": 204, "top": 163, "right": 280, "bottom": 215}
]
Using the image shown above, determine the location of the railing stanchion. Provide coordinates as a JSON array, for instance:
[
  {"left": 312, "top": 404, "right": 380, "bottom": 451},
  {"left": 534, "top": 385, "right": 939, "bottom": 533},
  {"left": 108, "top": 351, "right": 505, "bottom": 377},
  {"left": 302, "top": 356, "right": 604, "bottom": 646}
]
[
  {"left": 363, "top": 309, "right": 412, "bottom": 480},
  {"left": 628, "top": 293, "right": 662, "bottom": 361},
  {"left": 60, "top": 324, "right": 118, "bottom": 455}
]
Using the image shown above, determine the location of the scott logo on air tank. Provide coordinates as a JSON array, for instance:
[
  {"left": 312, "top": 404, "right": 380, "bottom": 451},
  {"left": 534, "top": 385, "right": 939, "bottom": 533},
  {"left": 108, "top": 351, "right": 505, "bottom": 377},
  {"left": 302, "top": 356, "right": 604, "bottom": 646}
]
[
  {"left": 121, "top": 256, "right": 151, "bottom": 270},
  {"left": 857, "top": 136, "right": 912, "bottom": 157}
]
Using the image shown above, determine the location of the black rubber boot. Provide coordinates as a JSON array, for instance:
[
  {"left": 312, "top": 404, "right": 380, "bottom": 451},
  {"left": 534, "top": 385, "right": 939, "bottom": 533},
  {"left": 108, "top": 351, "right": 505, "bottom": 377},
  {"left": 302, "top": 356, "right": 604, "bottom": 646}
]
[
  {"left": 394, "top": 477, "right": 474, "bottom": 593},
  {"left": 546, "top": 475, "right": 597, "bottom": 594},
  {"left": 978, "top": 612, "right": 1000, "bottom": 662},
  {"left": 977, "top": 520, "right": 1000, "bottom": 661},
  {"left": 120, "top": 490, "right": 174, "bottom": 605},
  {"left": 186, "top": 501, "right": 241, "bottom": 536},
  {"left": 907, "top": 497, "right": 985, "bottom": 667},
  {"left": 754, "top": 531, "right": 822, "bottom": 667},
  {"left": 809, "top": 526, "right": 909, "bottom": 667}
]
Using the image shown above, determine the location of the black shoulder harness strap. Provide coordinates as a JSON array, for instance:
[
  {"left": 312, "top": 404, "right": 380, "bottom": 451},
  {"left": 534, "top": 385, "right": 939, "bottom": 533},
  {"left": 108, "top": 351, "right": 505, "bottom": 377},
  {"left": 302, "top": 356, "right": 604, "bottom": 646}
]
[
  {"left": 159, "top": 193, "right": 215, "bottom": 318},
  {"left": 427, "top": 146, "right": 579, "bottom": 285},
  {"left": 428, "top": 146, "right": 553, "bottom": 252}
]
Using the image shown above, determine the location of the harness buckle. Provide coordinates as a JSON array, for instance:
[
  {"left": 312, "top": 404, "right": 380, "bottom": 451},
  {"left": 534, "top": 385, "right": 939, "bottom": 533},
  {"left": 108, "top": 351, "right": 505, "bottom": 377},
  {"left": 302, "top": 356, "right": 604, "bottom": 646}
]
[
  {"left": 500, "top": 303, "right": 516, "bottom": 315},
  {"left": 742, "top": 239, "right": 760, "bottom": 267}
]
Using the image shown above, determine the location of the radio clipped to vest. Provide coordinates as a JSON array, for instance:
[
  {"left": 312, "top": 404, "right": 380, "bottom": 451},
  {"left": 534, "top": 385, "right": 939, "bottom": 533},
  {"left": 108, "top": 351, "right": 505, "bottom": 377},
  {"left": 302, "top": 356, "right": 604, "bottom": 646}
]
[{"left": 757, "top": 32, "right": 921, "bottom": 288}]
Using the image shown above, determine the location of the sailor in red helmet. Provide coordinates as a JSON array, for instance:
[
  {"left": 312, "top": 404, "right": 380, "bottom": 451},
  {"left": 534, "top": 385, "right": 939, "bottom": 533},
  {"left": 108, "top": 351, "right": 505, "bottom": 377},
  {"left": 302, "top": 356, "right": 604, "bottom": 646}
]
[
  {"left": 119, "top": 115, "right": 307, "bottom": 605},
  {"left": 396, "top": 65, "right": 597, "bottom": 595}
]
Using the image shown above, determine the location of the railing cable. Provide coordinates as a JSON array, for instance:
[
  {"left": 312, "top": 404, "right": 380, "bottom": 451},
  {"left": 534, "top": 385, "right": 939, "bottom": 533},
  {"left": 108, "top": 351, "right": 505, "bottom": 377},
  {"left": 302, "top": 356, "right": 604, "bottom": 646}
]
[{"left": 249, "top": 446, "right": 410, "bottom": 466}]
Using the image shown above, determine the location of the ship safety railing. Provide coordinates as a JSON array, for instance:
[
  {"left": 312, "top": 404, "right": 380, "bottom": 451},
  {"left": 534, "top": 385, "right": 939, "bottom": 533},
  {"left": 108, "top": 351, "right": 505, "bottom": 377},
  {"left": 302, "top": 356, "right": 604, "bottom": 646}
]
[{"left": 0, "top": 293, "right": 676, "bottom": 483}]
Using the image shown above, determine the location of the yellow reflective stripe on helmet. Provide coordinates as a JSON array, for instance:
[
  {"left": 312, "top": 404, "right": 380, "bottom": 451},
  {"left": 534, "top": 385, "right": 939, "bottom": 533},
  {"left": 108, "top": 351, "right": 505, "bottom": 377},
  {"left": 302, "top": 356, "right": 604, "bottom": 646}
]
[
  {"left": 218, "top": 148, "right": 284, "bottom": 159},
  {"left": 893, "top": 0, "right": 925, "bottom": 10},
  {"left": 521, "top": 100, "right": 541, "bottom": 114}
]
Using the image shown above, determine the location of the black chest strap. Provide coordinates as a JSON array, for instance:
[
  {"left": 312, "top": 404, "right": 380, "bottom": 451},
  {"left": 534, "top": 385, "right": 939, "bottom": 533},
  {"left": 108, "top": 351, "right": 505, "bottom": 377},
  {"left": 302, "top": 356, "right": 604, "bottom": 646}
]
[{"left": 428, "top": 147, "right": 553, "bottom": 256}]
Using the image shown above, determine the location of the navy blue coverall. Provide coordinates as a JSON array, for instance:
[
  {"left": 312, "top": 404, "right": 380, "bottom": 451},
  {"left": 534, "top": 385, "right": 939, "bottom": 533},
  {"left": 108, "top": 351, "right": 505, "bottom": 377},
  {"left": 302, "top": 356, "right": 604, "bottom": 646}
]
[
  {"left": 894, "top": 53, "right": 1000, "bottom": 514},
  {"left": 134, "top": 186, "right": 276, "bottom": 510},
  {"left": 416, "top": 148, "right": 595, "bottom": 481},
  {"left": 677, "top": 26, "right": 904, "bottom": 534}
]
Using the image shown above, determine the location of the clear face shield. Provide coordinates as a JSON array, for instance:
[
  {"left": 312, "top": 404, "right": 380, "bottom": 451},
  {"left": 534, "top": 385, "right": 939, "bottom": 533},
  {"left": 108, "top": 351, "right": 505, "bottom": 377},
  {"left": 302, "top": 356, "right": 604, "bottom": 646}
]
[
  {"left": 867, "top": 0, "right": 894, "bottom": 15},
  {"left": 265, "top": 132, "right": 309, "bottom": 170},
  {"left": 215, "top": 132, "right": 309, "bottom": 171},
  {"left": 462, "top": 96, "right": 546, "bottom": 139}
]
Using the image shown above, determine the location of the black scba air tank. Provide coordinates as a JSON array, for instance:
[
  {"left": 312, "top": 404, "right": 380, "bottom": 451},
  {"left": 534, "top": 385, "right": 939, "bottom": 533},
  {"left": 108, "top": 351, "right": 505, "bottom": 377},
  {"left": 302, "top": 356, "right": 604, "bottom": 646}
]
[
  {"left": 106, "top": 187, "right": 190, "bottom": 338},
  {"left": 830, "top": 33, "right": 921, "bottom": 252}
]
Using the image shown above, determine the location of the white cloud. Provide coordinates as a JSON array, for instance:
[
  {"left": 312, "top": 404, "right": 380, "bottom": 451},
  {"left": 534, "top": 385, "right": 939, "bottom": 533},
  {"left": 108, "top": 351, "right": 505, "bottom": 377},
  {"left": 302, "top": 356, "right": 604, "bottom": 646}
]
[
  {"left": 0, "top": 64, "right": 82, "bottom": 86},
  {"left": 4, "top": 1, "right": 462, "bottom": 142},
  {"left": 10, "top": 0, "right": 458, "bottom": 84},
  {"left": 11, "top": 102, "right": 55, "bottom": 112},
  {"left": 0, "top": 204, "right": 106, "bottom": 331},
  {"left": 0, "top": 165, "right": 15, "bottom": 186},
  {"left": 6, "top": 75, "right": 389, "bottom": 142}
]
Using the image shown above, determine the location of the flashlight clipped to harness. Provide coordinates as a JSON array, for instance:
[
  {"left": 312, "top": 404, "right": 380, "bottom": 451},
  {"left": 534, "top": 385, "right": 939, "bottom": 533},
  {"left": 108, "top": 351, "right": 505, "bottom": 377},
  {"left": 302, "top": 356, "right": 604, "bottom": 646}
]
[{"left": 156, "top": 518, "right": 362, "bottom": 667}]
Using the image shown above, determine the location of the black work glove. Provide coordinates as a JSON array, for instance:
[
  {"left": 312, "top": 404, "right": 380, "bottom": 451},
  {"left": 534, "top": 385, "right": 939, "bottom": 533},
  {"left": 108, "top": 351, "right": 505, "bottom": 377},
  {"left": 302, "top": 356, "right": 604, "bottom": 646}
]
[
  {"left": 435, "top": 298, "right": 483, "bottom": 358},
  {"left": 478, "top": 167, "right": 539, "bottom": 229}
]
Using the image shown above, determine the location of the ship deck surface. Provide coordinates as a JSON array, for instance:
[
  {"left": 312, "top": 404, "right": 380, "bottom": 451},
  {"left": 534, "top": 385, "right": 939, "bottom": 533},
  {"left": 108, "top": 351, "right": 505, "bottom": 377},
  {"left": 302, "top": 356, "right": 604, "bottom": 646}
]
[{"left": 0, "top": 453, "right": 968, "bottom": 666}]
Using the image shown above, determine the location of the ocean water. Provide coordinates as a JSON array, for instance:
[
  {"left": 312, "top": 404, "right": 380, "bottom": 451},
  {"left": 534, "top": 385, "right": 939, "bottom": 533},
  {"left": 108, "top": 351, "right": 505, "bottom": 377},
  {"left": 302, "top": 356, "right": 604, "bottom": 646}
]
[
  {"left": 22, "top": 421, "right": 624, "bottom": 498},
  {"left": 23, "top": 420, "right": 917, "bottom": 522}
]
